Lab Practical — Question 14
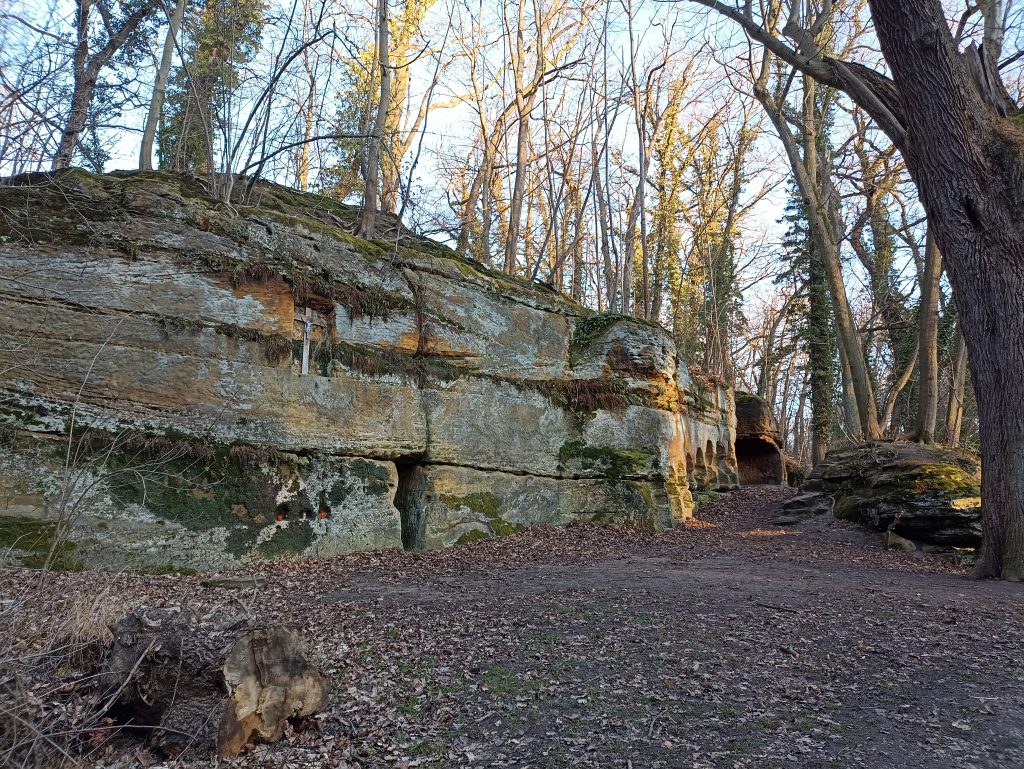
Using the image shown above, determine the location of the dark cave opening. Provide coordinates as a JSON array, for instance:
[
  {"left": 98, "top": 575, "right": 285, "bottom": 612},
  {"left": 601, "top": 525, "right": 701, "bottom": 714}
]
[
  {"left": 394, "top": 457, "right": 426, "bottom": 550},
  {"left": 735, "top": 437, "right": 785, "bottom": 486}
]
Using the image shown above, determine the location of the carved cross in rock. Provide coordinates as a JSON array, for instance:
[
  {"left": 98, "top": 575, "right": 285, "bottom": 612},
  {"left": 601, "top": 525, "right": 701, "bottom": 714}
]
[{"left": 293, "top": 306, "right": 329, "bottom": 375}]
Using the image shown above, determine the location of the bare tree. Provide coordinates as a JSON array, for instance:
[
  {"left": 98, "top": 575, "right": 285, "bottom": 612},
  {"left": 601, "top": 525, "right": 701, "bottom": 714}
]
[
  {"left": 690, "top": 0, "right": 1024, "bottom": 578},
  {"left": 139, "top": 0, "right": 187, "bottom": 170},
  {"left": 55, "top": 0, "right": 159, "bottom": 170},
  {"left": 358, "top": 0, "right": 392, "bottom": 239}
]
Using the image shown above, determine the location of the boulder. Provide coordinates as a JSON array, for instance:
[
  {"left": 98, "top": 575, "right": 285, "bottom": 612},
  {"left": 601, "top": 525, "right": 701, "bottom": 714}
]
[
  {"left": 780, "top": 492, "right": 833, "bottom": 518},
  {"left": 734, "top": 392, "right": 786, "bottom": 485},
  {"left": 793, "top": 442, "right": 981, "bottom": 548},
  {"left": 0, "top": 170, "right": 739, "bottom": 569}
]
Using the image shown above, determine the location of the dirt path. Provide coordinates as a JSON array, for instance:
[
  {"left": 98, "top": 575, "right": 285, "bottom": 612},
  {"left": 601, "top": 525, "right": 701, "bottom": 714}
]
[{"left": 5, "top": 486, "right": 1024, "bottom": 768}]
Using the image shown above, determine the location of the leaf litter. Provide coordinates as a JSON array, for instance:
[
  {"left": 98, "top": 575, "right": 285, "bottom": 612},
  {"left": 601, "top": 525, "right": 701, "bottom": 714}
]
[{"left": 2, "top": 486, "right": 1023, "bottom": 768}]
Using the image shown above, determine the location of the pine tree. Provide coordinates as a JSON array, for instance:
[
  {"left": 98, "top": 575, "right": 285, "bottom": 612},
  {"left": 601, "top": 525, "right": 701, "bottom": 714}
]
[{"left": 158, "top": 0, "right": 266, "bottom": 173}]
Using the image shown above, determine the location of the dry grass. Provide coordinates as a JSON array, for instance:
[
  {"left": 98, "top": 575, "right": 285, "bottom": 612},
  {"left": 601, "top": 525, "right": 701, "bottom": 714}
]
[{"left": 0, "top": 579, "right": 131, "bottom": 768}]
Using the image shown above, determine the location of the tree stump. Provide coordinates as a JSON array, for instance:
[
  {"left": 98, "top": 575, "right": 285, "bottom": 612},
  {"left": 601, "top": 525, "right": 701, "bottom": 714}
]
[
  {"left": 217, "top": 627, "right": 329, "bottom": 758},
  {"left": 100, "top": 608, "right": 329, "bottom": 758}
]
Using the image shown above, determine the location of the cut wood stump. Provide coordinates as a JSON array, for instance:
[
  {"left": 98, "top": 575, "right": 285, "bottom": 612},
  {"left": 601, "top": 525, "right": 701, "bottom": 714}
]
[
  {"left": 218, "top": 627, "right": 329, "bottom": 758},
  {"left": 99, "top": 608, "right": 329, "bottom": 758}
]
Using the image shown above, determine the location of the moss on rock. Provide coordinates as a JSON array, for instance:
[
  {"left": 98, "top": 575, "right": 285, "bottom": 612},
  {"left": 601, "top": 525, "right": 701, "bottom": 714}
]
[
  {"left": 440, "top": 492, "right": 501, "bottom": 518},
  {"left": 0, "top": 516, "right": 83, "bottom": 571},
  {"left": 257, "top": 519, "right": 315, "bottom": 558},
  {"left": 803, "top": 441, "right": 982, "bottom": 548},
  {"left": 441, "top": 492, "right": 525, "bottom": 540},
  {"left": 558, "top": 441, "right": 655, "bottom": 478},
  {"left": 455, "top": 529, "right": 491, "bottom": 545}
]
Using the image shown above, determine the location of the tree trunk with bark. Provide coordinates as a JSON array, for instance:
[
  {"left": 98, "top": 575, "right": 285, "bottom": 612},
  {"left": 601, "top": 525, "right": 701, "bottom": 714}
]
[
  {"left": 140, "top": 0, "right": 187, "bottom": 171},
  {"left": 693, "top": 0, "right": 1024, "bottom": 578},
  {"left": 915, "top": 229, "right": 942, "bottom": 442},
  {"left": 55, "top": 0, "right": 156, "bottom": 170},
  {"left": 358, "top": 0, "right": 391, "bottom": 240},
  {"left": 868, "top": 0, "right": 1024, "bottom": 579}
]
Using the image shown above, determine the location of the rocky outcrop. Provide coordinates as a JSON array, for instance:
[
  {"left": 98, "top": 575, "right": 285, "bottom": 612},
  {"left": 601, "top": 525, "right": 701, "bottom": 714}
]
[
  {"left": 0, "top": 170, "right": 739, "bottom": 571},
  {"left": 781, "top": 442, "right": 981, "bottom": 548},
  {"left": 734, "top": 393, "right": 785, "bottom": 485}
]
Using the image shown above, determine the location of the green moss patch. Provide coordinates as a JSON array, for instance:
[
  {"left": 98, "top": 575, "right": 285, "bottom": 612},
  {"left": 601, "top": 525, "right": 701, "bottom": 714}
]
[
  {"left": 442, "top": 492, "right": 525, "bottom": 540},
  {"left": 78, "top": 431, "right": 306, "bottom": 562},
  {"left": 570, "top": 313, "right": 624, "bottom": 363},
  {"left": 441, "top": 492, "right": 501, "bottom": 518},
  {"left": 0, "top": 516, "right": 83, "bottom": 571},
  {"left": 0, "top": 516, "right": 55, "bottom": 552},
  {"left": 256, "top": 519, "right": 315, "bottom": 558},
  {"left": 328, "top": 459, "right": 392, "bottom": 504},
  {"left": 558, "top": 441, "right": 655, "bottom": 478},
  {"left": 456, "top": 529, "right": 491, "bottom": 545},
  {"left": 569, "top": 313, "right": 664, "bottom": 366},
  {"left": 0, "top": 169, "right": 126, "bottom": 247}
]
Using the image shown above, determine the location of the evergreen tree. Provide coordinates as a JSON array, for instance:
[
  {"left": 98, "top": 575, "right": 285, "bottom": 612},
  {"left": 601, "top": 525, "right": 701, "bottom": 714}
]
[
  {"left": 780, "top": 185, "right": 837, "bottom": 466},
  {"left": 159, "top": 0, "right": 266, "bottom": 173}
]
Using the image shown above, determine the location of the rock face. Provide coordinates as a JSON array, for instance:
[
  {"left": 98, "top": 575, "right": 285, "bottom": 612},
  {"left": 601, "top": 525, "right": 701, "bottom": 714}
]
[
  {"left": 782, "top": 442, "right": 981, "bottom": 548},
  {"left": 734, "top": 393, "right": 786, "bottom": 485},
  {"left": 0, "top": 170, "right": 739, "bottom": 571}
]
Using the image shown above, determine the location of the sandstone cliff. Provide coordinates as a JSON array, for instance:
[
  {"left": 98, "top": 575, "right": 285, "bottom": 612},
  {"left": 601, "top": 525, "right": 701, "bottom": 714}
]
[
  {"left": 0, "top": 170, "right": 738, "bottom": 571},
  {"left": 734, "top": 392, "right": 786, "bottom": 485}
]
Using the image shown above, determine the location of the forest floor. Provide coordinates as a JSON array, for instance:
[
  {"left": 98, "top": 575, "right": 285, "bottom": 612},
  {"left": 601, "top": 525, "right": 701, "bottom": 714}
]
[{"left": 4, "top": 486, "right": 1024, "bottom": 769}]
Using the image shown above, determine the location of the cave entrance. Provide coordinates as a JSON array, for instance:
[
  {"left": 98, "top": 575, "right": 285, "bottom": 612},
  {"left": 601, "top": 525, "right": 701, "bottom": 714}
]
[
  {"left": 735, "top": 437, "right": 785, "bottom": 486},
  {"left": 394, "top": 457, "right": 426, "bottom": 550}
]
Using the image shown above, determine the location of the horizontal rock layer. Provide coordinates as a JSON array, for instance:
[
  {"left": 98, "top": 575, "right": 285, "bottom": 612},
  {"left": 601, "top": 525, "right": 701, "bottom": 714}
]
[
  {"left": 784, "top": 442, "right": 981, "bottom": 548},
  {"left": 0, "top": 170, "right": 738, "bottom": 570}
]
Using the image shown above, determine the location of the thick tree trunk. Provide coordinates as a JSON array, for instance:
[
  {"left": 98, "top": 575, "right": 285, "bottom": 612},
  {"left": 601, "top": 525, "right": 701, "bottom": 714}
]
[
  {"left": 54, "top": 2, "right": 95, "bottom": 171},
  {"left": 914, "top": 229, "right": 942, "bottom": 442},
  {"left": 693, "top": 0, "right": 1024, "bottom": 575},
  {"left": 870, "top": 0, "right": 1024, "bottom": 579},
  {"left": 358, "top": 0, "right": 391, "bottom": 240},
  {"left": 140, "top": 0, "right": 187, "bottom": 171}
]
